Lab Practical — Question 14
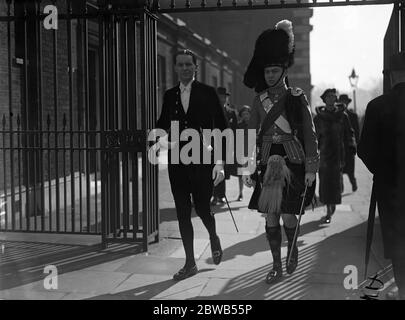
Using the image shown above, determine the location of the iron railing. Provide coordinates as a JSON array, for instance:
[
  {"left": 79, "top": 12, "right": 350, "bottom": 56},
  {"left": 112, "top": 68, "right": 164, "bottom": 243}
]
[{"left": 0, "top": 0, "right": 159, "bottom": 250}]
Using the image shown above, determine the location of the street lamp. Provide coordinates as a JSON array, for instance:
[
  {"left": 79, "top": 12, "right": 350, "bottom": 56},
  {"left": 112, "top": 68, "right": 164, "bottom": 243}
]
[{"left": 348, "top": 68, "right": 359, "bottom": 113}]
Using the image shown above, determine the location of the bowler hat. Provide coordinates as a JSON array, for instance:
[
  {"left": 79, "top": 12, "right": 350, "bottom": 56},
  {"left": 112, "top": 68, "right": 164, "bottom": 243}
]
[
  {"left": 320, "top": 88, "right": 337, "bottom": 102},
  {"left": 338, "top": 94, "right": 352, "bottom": 105}
]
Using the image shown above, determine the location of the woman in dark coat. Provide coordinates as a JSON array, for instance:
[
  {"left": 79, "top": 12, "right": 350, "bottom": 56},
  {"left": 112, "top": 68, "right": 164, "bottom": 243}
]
[{"left": 314, "top": 89, "right": 356, "bottom": 223}]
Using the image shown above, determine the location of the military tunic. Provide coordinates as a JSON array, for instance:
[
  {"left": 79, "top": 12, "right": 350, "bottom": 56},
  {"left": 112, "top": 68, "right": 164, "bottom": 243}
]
[{"left": 248, "top": 87, "right": 319, "bottom": 214}]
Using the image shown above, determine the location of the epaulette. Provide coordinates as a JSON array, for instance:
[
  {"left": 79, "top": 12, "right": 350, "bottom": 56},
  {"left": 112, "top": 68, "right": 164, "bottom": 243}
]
[{"left": 290, "top": 87, "right": 304, "bottom": 96}]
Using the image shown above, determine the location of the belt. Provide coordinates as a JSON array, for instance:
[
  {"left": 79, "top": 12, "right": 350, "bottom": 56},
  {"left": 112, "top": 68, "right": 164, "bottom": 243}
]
[{"left": 262, "top": 133, "right": 294, "bottom": 144}]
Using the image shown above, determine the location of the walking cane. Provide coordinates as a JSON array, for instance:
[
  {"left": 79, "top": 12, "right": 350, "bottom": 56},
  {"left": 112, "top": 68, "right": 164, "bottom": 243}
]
[
  {"left": 287, "top": 183, "right": 308, "bottom": 267},
  {"left": 224, "top": 194, "right": 239, "bottom": 233}
]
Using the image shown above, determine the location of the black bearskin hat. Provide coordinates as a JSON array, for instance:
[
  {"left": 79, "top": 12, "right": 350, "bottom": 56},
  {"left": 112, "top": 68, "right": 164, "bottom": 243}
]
[{"left": 244, "top": 20, "right": 295, "bottom": 93}]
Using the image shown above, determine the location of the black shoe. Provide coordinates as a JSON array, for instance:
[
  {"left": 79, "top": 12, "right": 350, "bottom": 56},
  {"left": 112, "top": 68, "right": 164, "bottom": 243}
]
[
  {"left": 210, "top": 236, "right": 223, "bottom": 265},
  {"left": 210, "top": 197, "right": 218, "bottom": 206},
  {"left": 173, "top": 264, "right": 198, "bottom": 281},
  {"left": 352, "top": 183, "right": 358, "bottom": 192},
  {"left": 266, "top": 265, "right": 282, "bottom": 284},
  {"left": 322, "top": 215, "right": 332, "bottom": 224},
  {"left": 286, "top": 245, "right": 298, "bottom": 274},
  {"left": 217, "top": 197, "right": 226, "bottom": 205},
  {"left": 237, "top": 194, "right": 243, "bottom": 201}
]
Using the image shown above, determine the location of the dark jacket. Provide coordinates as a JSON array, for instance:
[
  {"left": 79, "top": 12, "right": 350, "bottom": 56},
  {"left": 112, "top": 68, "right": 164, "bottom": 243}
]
[
  {"left": 358, "top": 83, "right": 405, "bottom": 259},
  {"left": 358, "top": 88, "right": 401, "bottom": 185},
  {"left": 314, "top": 104, "right": 356, "bottom": 204},
  {"left": 156, "top": 81, "right": 229, "bottom": 165}
]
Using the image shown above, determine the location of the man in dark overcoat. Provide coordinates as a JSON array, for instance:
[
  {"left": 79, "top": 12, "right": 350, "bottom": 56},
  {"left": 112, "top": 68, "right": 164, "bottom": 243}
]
[
  {"left": 155, "top": 49, "right": 229, "bottom": 280},
  {"left": 358, "top": 52, "right": 405, "bottom": 300},
  {"left": 339, "top": 94, "right": 360, "bottom": 192}
]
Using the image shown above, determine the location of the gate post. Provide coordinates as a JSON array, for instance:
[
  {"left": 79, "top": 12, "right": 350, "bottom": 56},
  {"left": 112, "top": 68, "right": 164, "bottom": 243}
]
[
  {"left": 140, "top": 9, "right": 159, "bottom": 252},
  {"left": 98, "top": 1, "right": 159, "bottom": 250},
  {"left": 401, "top": 0, "right": 405, "bottom": 52}
]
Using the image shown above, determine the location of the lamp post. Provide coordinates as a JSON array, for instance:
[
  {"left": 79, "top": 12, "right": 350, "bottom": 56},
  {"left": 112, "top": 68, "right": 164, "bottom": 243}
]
[{"left": 348, "top": 68, "right": 359, "bottom": 113}]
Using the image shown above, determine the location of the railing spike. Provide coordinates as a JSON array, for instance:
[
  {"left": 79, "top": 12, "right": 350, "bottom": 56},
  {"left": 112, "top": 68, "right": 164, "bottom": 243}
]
[
  {"left": 217, "top": 0, "right": 222, "bottom": 7},
  {"left": 185, "top": 0, "right": 191, "bottom": 8},
  {"left": 2, "top": 114, "right": 6, "bottom": 128},
  {"left": 170, "top": 0, "right": 175, "bottom": 9},
  {"left": 201, "top": 0, "right": 207, "bottom": 8},
  {"left": 17, "top": 114, "right": 20, "bottom": 127}
]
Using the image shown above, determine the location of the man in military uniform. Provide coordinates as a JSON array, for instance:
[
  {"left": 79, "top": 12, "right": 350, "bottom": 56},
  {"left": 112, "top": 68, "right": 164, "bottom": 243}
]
[
  {"left": 156, "top": 49, "right": 229, "bottom": 280},
  {"left": 358, "top": 52, "right": 405, "bottom": 300},
  {"left": 242, "top": 20, "right": 319, "bottom": 284}
]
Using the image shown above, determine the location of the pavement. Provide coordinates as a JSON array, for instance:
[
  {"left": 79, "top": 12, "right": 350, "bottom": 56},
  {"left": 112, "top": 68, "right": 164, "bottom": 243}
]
[{"left": 0, "top": 155, "right": 396, "bottom": 300}]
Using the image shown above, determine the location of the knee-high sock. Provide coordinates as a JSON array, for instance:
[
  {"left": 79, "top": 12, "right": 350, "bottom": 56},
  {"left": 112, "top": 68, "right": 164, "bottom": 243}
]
[
  {"left": 266, "top": 225, "right": 282, "bottom": 268},
  {"left": 178, "top": 215, "right": 195, "bottom": 268},
  {"left": 284, "top": 225, "right": 299, "bottom": 250}
]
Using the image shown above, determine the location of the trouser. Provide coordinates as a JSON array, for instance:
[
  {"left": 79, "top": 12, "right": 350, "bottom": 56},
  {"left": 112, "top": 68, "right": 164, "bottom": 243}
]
[
  {"left": 375, "top": 181, "right": 405, "bottom": 298},
  {"left": 213, "top": 180, "right": 226, "bottom": 198},
  {"left": 392, "top": 257, "right": 405, "bottom": 299},
  {"left": 168, "top": 164, "right": 217, "bottom": 266}
]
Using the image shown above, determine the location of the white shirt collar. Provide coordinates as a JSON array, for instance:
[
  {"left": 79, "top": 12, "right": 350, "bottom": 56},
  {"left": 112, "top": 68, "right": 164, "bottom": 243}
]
[{"left": 179, "top": 79, "right": 194, "bottom": 92}]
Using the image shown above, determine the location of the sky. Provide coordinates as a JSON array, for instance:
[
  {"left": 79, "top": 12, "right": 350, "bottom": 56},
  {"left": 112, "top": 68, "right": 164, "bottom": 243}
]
[{"left": 310, "top": 4, "right": 394, "bottom": 92}]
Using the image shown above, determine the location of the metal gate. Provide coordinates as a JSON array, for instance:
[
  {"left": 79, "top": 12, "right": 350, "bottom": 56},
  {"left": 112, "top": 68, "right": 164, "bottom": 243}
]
[
  {"left": 384, "top": 0, "right": 405, "bottom": 92},
  {"left": 0, "top": 0, "right": 158, "bottom": 250},
  {"left": 0, "top": 0, "right": 403, "bottom": 250}
]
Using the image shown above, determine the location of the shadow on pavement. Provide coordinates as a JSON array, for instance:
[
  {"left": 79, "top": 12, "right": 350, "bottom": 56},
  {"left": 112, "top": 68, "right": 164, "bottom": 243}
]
[
  {"left": 204, "top": 219, "right": 330, "bottom": 265},
  {"left": 85, "top": 268, "right": 216, "bottom": 300},
  {"left": 0, "top": 241, "right": 142, "bottom": 291},
  {"left": 191, "top": 220, "right": 390, "bottom": 300}
]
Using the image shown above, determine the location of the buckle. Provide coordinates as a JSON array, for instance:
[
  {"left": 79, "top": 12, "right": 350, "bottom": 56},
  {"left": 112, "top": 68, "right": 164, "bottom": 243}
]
[{"left": 272, "top": 134, "right": 282, "bottom": 143}]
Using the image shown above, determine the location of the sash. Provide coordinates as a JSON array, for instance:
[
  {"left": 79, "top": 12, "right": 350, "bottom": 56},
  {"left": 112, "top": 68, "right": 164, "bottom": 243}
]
[{"left": 257, "top": 92, "right": 288, "bottom": 151}]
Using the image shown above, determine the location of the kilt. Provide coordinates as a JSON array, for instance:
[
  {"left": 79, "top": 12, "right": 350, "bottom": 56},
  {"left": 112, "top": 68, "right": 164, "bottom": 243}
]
[{"left": 248, "top": 144, "right": 315, "bottom": 215}]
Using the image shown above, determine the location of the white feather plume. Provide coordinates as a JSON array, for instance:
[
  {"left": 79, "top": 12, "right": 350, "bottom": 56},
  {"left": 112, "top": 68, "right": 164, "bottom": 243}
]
[{"left": 275, "top": 19, "right": 294, "bottom": 54}]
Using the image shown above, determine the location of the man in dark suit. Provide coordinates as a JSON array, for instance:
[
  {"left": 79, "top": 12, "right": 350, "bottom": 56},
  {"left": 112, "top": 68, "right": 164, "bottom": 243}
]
[
  {"left": 339, "top": 94, "right": 360, "bottom": 192},
  {"left": 358, "top": 52, "right": 405, "bottom": 300},
  {"left": 155, "top": 49, "right": 229, "bottom": 281},
  {"left": 211, "top": 87, "right": 238, "bottom": 205}
]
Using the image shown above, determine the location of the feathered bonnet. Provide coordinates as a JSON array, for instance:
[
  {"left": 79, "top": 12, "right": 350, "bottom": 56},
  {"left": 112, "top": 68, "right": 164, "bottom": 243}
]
[{"left": 243, "top": 20, "right": 295, "bottom": 93}]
